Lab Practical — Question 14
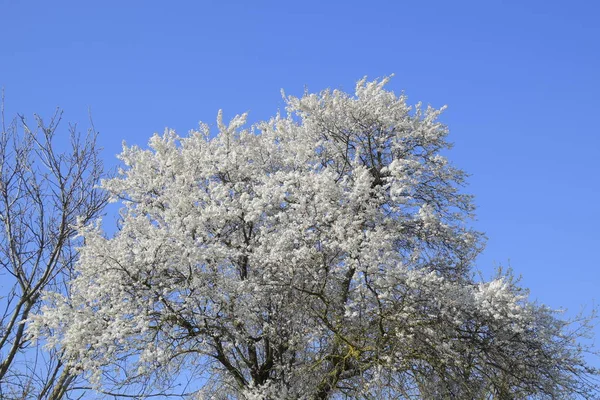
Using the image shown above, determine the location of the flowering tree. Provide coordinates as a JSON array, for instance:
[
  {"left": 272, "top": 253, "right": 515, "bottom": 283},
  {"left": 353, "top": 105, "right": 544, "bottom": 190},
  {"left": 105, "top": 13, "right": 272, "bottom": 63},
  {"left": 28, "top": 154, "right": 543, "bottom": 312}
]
[{"left": 30, "top": 78, "right": 598, "bottom": 399}]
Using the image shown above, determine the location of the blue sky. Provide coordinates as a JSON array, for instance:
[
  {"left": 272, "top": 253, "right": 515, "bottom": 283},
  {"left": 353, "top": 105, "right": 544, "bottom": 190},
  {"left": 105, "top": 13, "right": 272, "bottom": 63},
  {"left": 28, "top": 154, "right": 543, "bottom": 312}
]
[{"left": 2, "top": 0, "right": 599, "bottom": 359}]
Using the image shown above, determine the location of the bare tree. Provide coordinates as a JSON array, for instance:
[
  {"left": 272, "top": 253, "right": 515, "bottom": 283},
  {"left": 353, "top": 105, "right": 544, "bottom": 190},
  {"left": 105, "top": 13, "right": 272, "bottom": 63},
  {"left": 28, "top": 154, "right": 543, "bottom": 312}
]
[{"left": 0, "top": 99, "right": 108, "bottom": 399}]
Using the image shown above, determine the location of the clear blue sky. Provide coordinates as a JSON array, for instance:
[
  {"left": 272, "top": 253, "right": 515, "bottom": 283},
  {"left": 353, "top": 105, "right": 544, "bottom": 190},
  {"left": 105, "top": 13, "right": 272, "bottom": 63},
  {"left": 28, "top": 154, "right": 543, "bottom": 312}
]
[{"left": 2, "top": 0, "right": 599, "bottom": 355}]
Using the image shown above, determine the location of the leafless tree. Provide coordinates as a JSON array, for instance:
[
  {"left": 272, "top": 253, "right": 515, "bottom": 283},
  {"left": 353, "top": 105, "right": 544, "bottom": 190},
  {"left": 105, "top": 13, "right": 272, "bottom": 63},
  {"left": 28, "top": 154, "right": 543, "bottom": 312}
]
[{"left": 0, "top": 98, "right": 108, "bottom": 399}]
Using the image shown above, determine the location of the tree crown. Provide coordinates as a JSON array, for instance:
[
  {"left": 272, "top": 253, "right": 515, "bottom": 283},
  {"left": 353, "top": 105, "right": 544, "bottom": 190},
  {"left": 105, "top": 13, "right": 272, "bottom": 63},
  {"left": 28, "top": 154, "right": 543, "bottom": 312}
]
[{"left": 30, "top": 77, "right": 599, "bottom": 399}]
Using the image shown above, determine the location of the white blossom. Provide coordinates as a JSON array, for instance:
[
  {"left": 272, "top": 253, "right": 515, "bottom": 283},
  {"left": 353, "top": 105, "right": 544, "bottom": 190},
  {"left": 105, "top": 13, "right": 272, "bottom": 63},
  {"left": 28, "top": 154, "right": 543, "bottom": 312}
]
[{"left": 29, "top": 77, "right": 598, "bottom": 399}]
